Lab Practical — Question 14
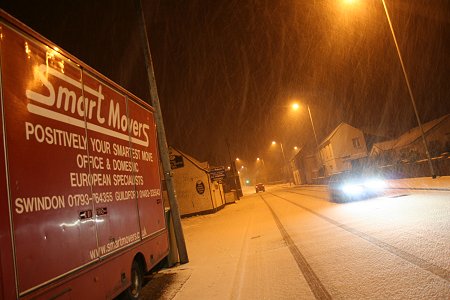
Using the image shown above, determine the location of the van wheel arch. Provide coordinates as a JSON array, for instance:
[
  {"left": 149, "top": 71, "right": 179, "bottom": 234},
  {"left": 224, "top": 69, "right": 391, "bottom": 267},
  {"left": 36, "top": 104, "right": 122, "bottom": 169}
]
[{"left": 119, "top": 254, "right": 147, "bottom": 300}]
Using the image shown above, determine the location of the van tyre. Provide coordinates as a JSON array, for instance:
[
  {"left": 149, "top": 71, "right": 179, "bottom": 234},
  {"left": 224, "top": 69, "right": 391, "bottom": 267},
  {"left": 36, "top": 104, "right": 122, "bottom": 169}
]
[{"left": 121, "top": 260, "right": 144, "bottom": 300}]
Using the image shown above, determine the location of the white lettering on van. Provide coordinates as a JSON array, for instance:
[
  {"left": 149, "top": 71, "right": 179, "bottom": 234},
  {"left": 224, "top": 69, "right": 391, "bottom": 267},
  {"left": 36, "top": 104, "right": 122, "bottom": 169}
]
[
  {"left": 15, "top": 195, "right": 65, "bottom": 214},
  {"left": 25, "top": 65, "right": 150, "bottom": 147}
]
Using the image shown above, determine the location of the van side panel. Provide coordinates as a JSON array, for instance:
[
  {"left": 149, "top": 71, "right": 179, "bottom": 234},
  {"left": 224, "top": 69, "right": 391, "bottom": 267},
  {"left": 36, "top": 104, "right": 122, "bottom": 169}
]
[
  {"left": 0, "top": 22, "right": 18, "bottom": 300},
  {"left": 0, "top": 11, "right": 169, "bottom": 298},
  {"left": 126, "top": 96, "right": 166, "bottom": 239},
  {"left": 1, "top": 23, "right": 98, "bottom": 295}
]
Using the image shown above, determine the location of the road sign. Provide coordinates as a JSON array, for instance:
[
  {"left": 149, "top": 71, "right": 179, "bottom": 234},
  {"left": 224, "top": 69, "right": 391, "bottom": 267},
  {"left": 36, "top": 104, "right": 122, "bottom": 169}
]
[
  {"left": 209, "top": 167, "right": 226, "bottom": 181},
  {"left": 170, "top": 155, "right": 184, "bottom": 169}
]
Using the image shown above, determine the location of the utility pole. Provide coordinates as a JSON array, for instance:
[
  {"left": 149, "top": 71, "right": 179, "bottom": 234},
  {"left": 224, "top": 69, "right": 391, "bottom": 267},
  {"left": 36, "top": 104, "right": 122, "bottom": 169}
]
[{"left": 134, "top": 0, "right": 188, "bottom": 264}]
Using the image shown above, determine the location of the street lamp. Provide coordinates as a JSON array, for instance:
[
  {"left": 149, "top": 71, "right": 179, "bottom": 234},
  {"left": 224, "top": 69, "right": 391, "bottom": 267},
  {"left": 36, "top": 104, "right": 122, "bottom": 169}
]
[
  {"left": 256, "top": 157, "right": 268, "bottom": 182},
  {"left": 380, "top": 0, "right": 435, "bottom": 178},
  {"left": 291, "top": 101, "right": 326, "bottom": 177},
  {"left": 256, "top": 157, "right": 266, "bottom": 166},
  {"left": 272, "top": 141, "right": 287, "bottom": 163},
  {"left": 342, "top": 0, "right": 436, "bottom": 178},
  {"left": 292, "top": 102, "right": 319, "bottom": 148},
  {"left": 272, "top": 141, "right": 291, "bottom": 183}
]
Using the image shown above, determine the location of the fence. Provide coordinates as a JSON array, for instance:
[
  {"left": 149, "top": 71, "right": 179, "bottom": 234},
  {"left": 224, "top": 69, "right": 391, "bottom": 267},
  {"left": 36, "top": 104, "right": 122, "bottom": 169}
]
[{"left": 378, "top": 155, "right": 450, "bottom": 179}]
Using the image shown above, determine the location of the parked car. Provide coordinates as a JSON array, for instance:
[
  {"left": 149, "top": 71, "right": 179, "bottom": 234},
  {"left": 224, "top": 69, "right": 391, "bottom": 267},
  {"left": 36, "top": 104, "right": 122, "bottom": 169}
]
[
  {"left": 255, "top": 183, "right": 265, "bottom": 193},
  {"left": 328, "top": 171, "right": 386, "bottom": 203}
]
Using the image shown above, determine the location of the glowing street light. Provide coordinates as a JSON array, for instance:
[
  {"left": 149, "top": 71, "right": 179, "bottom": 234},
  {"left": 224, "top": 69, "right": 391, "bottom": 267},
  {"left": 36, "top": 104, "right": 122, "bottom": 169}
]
[
  {"left": 256, "top": 157, "right": 266, "bottom": 166},
  {"left": 271, "top": 141, "right": 291, "bottom": 183},
  {"left": 272, "top": 141, "right": 287, "bottom": 167},
  {"left": 291, "top": 102, "right": 319, "bottom": 148},
  {"left": 255, "top": 157, "right": 267, "bottom": 183},
  {"left": 380, "top": 0, "right": 435, "bottom": 178},
  {"left": 342, "top": 0, "right": 436, "bottom": 178},
  {"left": 291, "top": 101, "right": 325, "bottom": 176}
]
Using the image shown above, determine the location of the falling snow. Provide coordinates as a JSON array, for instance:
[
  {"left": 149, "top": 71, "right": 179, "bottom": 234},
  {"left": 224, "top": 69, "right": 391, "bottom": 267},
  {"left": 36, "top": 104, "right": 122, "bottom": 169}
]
[{"left": 2, "top": 0, "right": 450, "bottom": 165}]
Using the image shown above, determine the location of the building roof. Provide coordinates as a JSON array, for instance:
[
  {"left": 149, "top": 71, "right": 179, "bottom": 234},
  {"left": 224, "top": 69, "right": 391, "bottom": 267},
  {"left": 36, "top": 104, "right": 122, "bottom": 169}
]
[
  {"left": 318, "top": 122, "right": 359, "bottom": 148},
  {"left": 170, "top": 147, "right": 209, "bottom": 171},
  {"left": 370, "top": 114, "right": 449, "bottom": 155},
  {"left": 370, "top": 139, "right": 397, "bottom": 155},
  {"left": 394, "top": 114, "right": 449, "bottom": 148}
]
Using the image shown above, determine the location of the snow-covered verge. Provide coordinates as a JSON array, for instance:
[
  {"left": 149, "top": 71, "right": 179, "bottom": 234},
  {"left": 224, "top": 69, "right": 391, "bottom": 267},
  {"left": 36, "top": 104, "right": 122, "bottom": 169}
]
[{"left": 386, "top": 176, "right": 450, "bottom": 190}]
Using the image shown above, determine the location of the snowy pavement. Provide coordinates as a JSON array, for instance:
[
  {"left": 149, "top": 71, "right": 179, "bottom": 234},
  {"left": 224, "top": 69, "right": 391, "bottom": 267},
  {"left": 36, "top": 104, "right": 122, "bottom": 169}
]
[
  {"left": 267, "top": 176, "right": 450, "bottom": 192},
  {"left": 385, "top": 175, "right": 450, "bottom": 191},
  {"left": 141, "top": 177, "right": 450, "bottom": 300},
  {"left": 143, "top": 190, "right": 319, "bottom": 299}
]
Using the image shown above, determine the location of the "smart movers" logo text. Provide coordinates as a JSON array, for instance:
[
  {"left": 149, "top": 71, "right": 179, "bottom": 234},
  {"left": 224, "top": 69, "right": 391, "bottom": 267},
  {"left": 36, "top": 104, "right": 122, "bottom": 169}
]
[{"left": 25, "top": 65, "right": 150, "bottom": 146}]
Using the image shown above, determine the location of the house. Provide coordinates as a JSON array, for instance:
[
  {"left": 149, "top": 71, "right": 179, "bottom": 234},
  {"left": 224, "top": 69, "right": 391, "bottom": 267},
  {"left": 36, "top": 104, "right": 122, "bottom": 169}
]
[
  {"left": 165, "top": 147, "right": 226, "bottom": 217},
  {"left": 370, "top": 114, "right": 450, "bottom": 163},
  {"left": 290, "top": 145, "right": 321, "bottom": 185},
  {"left": 318, "top": 122, "right": 368, "bottom": 176},
  {"left": 370, "top": 139, "right": 397, "bottom": 157}
]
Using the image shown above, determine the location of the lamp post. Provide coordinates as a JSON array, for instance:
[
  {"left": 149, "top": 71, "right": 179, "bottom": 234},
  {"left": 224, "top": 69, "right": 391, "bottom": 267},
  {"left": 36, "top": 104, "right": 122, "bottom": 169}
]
[
  {"left": 256, "top": 157, "right": 266, "bottom": 183},
  {"left": 292, "top": 102, "right": 325, "bottom": 177},
  {"left": 380, "top": 0, "right": 436, "bottom": 178},
  {"left": 292, "top": 102, "right": 319, "bottom": 148},
  {"left": 272, "top": 141, "right": 291, "bottom": 183},
  {"left": 342, "top": 0, "right": 436, "bottom": 178},
  {"left": 234, "top": 157, "right": 243, "bottom": 196}
]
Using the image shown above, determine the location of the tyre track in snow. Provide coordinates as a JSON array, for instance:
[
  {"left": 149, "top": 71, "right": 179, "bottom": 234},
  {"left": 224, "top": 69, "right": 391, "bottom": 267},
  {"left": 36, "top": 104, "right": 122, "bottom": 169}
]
[
  {"left": 259, "top": 194, "right": 332, "bottom": 300},
  {"left": 287, "top": 189, "right": 329, "bottom": 201},
  {"left": 269, "top": 192, "right": 450, "bottom": 283},
  {"left": 229, "top": 201, "right": 254, "bottom": 300}
]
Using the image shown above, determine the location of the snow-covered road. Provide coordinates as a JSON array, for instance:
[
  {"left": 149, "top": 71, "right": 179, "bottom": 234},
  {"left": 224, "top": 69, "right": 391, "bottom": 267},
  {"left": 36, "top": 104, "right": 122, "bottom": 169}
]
[{"left": 141, "top": 185, "right": 450, "bottom": 299}]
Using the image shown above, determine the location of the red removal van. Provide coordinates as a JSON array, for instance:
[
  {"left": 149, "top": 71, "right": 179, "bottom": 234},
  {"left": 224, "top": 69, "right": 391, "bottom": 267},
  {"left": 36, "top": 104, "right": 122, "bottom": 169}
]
[{"left": 0, "top": 10, "right": 169, "bottom": 299}]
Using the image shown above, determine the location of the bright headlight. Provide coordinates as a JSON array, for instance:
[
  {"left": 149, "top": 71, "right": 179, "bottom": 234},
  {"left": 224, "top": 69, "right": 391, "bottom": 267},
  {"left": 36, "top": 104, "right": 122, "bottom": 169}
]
[
  {"left": 341, "top": 184, "right": 364, "bottom": 196},
  {"left": 364, "top": 178, "right": 386, "bottom": 191}
]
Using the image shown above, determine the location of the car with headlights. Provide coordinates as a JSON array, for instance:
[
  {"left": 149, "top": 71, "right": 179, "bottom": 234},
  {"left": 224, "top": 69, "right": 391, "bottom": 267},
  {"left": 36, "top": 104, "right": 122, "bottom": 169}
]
[
  {"left": 255, "top": 183, "right": 265, "bottom": 193},
  {"left": 328, "top": 171, "right": 386, "bottom": 203}
]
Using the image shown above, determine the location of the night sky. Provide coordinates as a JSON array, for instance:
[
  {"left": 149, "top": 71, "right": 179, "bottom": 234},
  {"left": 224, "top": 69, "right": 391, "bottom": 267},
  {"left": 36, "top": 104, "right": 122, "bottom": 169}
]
[{"left": 2, "top": 0, "right": 450, "bottom": 167}]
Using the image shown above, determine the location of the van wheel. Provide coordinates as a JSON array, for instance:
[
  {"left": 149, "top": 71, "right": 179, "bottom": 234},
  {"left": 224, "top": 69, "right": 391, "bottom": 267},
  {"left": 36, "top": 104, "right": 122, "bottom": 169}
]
[{"left": 121, "top": 260, "right": 144, "bottom": 300}]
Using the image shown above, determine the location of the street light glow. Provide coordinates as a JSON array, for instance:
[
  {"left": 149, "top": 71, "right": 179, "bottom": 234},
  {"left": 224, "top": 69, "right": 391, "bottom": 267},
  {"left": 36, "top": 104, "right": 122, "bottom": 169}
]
[
  {"left": 272, "top": 141, "right": 276, "bottom": 145},
  {"left": 336, "top": 0, "right": 436, "bottom": 178},
  {"left": 292, "top": 103, "right": 300, "bottom": 111}
]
